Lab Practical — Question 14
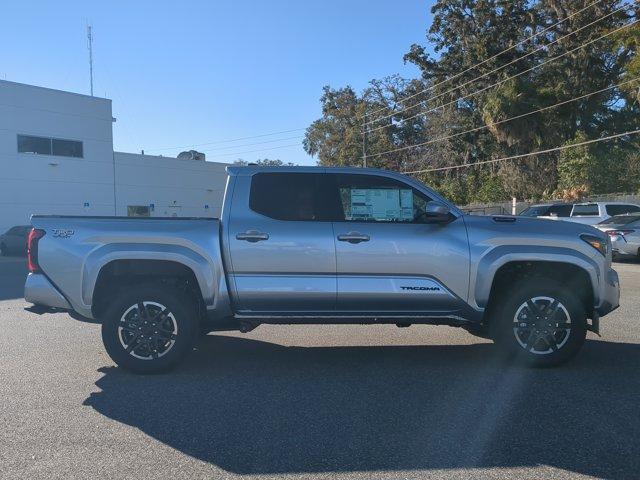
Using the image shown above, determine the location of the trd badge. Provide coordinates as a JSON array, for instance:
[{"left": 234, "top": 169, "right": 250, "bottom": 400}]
[{"left": 52, "top": 229, "right": 75, "bottom": 238}]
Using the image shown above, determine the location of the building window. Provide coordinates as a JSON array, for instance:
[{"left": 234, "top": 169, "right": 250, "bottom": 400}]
[
  {"left": 17, "top": 135, "right": 52, "bottom": 155},
  {"left": 52, "top": 138, "right": 83, "bottom": 157},
  {"left": 17, "top": 134, "right": 83, "bottom": 158},
  {"left": 127, "top": 206, "right": 150, "bottom": 217}
]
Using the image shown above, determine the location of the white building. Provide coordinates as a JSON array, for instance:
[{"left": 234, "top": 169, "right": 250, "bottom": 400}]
[{"left": 0, "top": 80, "right": 228, "bottom": 233}]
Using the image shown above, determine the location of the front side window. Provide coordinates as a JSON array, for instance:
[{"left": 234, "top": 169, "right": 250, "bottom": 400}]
[
  {"left": 17, "top": 135, "right": 83, "bottom": 158},
  {"left": 333, "top": 174, "right": 432, "bottom": 223},
  {"left": 249, "top": 173, "right": 324, "bottom": 221},
  {"left": 571, "top": 204, "right": 599, "bottom": 217}
]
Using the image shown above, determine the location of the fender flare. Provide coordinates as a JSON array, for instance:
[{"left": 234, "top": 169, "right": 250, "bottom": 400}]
[
  {"left": 473, "top": 245, "right": 600, "bottom": 309},
  {"left": 83, "top": 243, "right": 218, "bottom": 309}
]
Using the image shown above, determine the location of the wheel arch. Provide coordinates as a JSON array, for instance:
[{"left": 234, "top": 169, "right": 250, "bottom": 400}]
[
  {"left": 482, "top": 260, "right": 594, "bottom": 323},
  {"left": 90, "top": 254, "right": 210, "bottom": 320}
]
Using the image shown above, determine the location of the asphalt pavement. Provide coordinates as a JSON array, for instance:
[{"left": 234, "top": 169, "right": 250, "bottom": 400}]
[{"left": 1, "top": 255, "right": 639, "bottom": 480}]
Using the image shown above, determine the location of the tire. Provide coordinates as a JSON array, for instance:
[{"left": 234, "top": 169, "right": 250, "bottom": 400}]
[
  {"left": 101, "top": 284, "right": 198, "bottom": 374},
  {"left": 490, "top": 278, "right": 587, "bottom": 367},
  {"left": 0, "top": 243, "right": 7, "bottom": 256}
]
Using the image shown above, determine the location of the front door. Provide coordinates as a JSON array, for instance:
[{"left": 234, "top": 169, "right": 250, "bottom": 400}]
[
  {"left": 328, "top": 173, "right": 470, "bottom": 316},
  {"left": 227, "top": 171, "right": 336, "bottom": 314}
]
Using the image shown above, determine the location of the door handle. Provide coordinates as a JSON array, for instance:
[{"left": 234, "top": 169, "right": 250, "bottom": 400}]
[
  {"left": 337, "top": 232, "right": 370, "bottom": 244},
  {"left": 236, "top": 230, "right": 269, "bottom": 242}
]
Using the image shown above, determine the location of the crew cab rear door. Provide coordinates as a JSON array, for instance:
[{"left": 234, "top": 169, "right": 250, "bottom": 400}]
[
  {"left": 226, "top": 171, "right": 337, "bottom": 313},
  {"left": 327, "top": 172, "right": 470, "bottom": 315}
]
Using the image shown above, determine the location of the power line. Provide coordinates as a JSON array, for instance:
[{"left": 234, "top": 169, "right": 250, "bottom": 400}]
[
  {"left": 189, "top": 135, "right": 303, "bottom": 152},
  {"left": 403, "top": 129, "right": 640, "bottom": 174},
  {"left": 151, "top": 127, "right": 307, "bottom": 152},
  {"left": 366, "top": 2, "right": 629, "bottom": 126},
  {"left": 366, "top": 0, "right": 605, "bottom": 120},
  {"left": 365, "top": 77, "right": 639, "bottom": 159},
  {"left": 367, "top": 18, "right": 639, "bottom": 134},
  {"left": 207, "top": 142, "right": 302, "bottom": 159}
]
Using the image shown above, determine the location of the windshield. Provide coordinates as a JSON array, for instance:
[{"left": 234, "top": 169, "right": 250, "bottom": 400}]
[
  {"left": 599, "top": 214, "right": 640, "bottom": 226},
  {"left": 519, "top": 206, "right": 550, "bottom": 217}
]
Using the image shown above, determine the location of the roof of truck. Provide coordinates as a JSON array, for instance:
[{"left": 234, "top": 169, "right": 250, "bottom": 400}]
[{"left": 226, "top": 165, "right": 411, "bottom": 176}]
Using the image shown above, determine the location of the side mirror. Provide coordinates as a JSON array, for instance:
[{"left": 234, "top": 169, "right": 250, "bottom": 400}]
[{"left": 423, "top": 201, "right": 451, "bottom": 223}]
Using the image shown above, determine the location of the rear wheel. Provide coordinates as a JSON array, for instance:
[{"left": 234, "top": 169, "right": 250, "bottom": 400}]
[
  {"left": 101, "top": 284, "right": 198, "bottom": 374},
  {"left": 490, "top": 278, "right": 587, "bottom": 367}
]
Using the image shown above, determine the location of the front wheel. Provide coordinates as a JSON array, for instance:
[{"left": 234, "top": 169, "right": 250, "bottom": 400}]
[
  {"left": 101, "top": 284, "right": 198, "bottom": 374},
  {"left": 490, "top": 278, "right": 587, "bottom": 367}
]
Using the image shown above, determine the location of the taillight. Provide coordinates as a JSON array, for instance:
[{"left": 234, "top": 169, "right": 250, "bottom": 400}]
[
  {"left": 27, "top": 228, "right": 45, "bottom": 273},
  {"left": 606, "top": 229, "right": 635, "bottom": 237}
]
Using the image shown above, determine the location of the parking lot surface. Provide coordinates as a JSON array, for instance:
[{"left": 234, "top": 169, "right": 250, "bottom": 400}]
[{"left": 1, "top": 255, "right": 639, "bottom": 480}]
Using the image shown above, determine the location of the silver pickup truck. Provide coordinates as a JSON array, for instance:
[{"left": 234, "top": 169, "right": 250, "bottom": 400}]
[{"left": 25, "top": 166, "right": 620, "bottom": 373}]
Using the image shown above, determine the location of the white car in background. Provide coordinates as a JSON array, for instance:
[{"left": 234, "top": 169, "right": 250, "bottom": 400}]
[
  {"left": 596, "top": 214, "right": 640, "bottom": 260},
  {"left": 520, "top": 202, "right": 640, "bottom": 225}
]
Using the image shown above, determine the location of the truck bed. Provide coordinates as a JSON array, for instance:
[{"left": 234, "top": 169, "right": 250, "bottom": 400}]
[{"left": 29, "top": 214, "right": 228, "bottom": 319}]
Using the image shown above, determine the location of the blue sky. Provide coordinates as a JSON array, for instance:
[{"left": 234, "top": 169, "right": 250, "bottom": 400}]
[{"left": 2, "top": 1, "right": 434, "bottom": 165}]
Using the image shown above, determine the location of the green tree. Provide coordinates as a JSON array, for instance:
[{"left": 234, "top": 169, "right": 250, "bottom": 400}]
[
  {"left": 306, "top": 0, "right": 640, "bottom": 203},
  {"left": 557, "top": 132, "right": 640, "bottom": 197}
]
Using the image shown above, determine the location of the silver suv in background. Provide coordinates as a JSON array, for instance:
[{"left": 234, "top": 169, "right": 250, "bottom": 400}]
[
  {"left": 520, "top": 202, "right": 640, "bottom": 225},
  {"left": 596, "top": 214, "right": 640, "bottom": 260}
]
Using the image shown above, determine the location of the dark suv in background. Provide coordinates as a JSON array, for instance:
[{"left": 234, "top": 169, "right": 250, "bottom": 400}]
[
  {"left": 0, "top": 225, "right": 31, "bottom": 256},
  {"left": 519, "top": 203, "right": 573, "bottom": 219}
]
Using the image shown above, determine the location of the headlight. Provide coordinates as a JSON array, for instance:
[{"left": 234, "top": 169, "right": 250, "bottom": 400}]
[{"left": 581, "top": 234, "right": 608, "bottom": 257}]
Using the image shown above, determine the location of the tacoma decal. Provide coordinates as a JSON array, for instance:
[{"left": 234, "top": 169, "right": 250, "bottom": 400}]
[{"left": 400, "top": 286, "right": 441, "bottom": 291}]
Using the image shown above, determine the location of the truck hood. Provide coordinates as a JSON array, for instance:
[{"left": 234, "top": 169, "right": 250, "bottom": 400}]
[{"left": 462, "top": 214, "right": 608, "bottom": 258}]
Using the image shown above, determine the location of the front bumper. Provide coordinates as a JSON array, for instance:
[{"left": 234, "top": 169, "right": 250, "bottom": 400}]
[
  {"left": 24, "top": 273, "right": 71, "bottom": 310},
  {"left": 595, "top": 267, "right": 620, "bottom": 317}
]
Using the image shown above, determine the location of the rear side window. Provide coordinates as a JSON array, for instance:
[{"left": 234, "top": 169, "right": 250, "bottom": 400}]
[
  {"left": 547, "top": 205, "right": 572, "bottom": 217},
  {"left": 249, "top": 173, "right": 325, "bottom": 221},
  {"left": 332, "top": 173, "right": 433, "bottom": 223},
  {"left": 606, "top": 204, "right": 640, "bottom": 216},
  {"left": 571, "top": 204, "right": 599, "bottom": 216}
]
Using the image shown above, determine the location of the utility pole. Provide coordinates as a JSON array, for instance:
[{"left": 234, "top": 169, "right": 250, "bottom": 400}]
[
  {"left": 362, "top": 110, "right": 368, "bottom": 168},
  {"left": 87, "top": 25, "right": 94, "bottom": 96}
]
